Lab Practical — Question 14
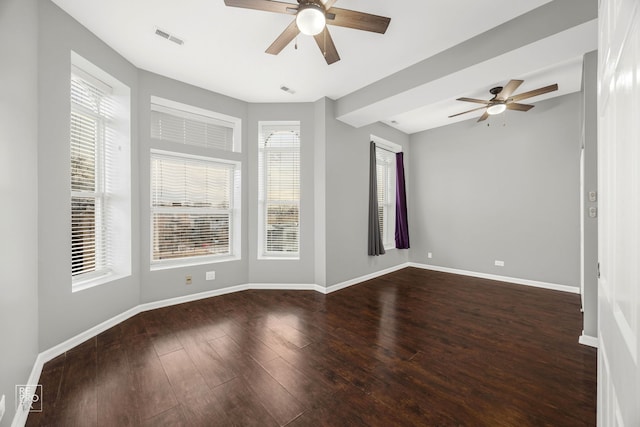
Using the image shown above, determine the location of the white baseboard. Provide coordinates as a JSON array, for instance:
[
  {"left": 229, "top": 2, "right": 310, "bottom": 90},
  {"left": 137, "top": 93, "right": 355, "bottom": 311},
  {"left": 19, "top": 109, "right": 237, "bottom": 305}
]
[
  {"left": 38, "top": 306, "right": 142, "bottom": 364},
  {"left": 579, "top": 333, "right": 599, "bottom": 348},
  {"left": 409, "top": 263, "right": 579, "bottom": 294},
  {"left": 138, "top": 284, "right": 249, "bottom": 312},
  {"left": 325, "top": 263, "right": 410, "bottom": 294},
  {"left": 247, "top": 283, "right": 326, "bottom": 294},
  {"left": 11, "top": 354, "right": 46, "bottom": 427}
]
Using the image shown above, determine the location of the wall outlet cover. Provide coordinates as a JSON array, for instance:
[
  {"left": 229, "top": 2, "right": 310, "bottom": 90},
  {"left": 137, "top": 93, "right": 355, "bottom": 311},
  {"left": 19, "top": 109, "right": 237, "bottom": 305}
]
[
  {"left": 206, "top": 271, "right": 216, "bottom": 280},
  {"left": 494, "top": 260, "right": 505, "bottom": 267},
  {"left": 427, "top": 252, "right": 433, "bottom": 259}
]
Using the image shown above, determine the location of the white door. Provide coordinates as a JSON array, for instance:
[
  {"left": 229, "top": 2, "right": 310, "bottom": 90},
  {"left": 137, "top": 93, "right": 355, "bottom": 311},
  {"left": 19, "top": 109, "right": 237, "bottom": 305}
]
[{"left": 597, "top": 0, "right": 640, "bottom": 425}]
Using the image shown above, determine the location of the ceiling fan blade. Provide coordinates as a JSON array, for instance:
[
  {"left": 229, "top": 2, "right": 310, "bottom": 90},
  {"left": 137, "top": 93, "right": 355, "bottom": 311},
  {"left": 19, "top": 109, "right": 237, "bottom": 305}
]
[
  {"left": 448, "top": 106, "right": 487, "bottom": 118},
  {"left": 506, "top": 103, "right": 534, "bottom": 112},
  {"left": 497, "top": 79, "right": 523, "bottom": 100},
  {"left": 510, "top": 83, "right": 559, "bottom": 102},
  {"left": 313, "top": 27, "right": 340, "bottom": 64},
  {"left": 457, "top": 97, "right": 490, "bottom": 105},
  {"left": 477, "top": 111, "right": 490, "bottom": 122},
  {"left": 322, "top": 0, "right": 338, "bottom": 9},
  {"left": 326, "top": 7, "right": 391, "bottom": 34},
  {"left": 266, "top": 20, "right": 300, "bottom": 55},
  {"left": 224, "top": 0, "right": 296, "bottom": 14}
]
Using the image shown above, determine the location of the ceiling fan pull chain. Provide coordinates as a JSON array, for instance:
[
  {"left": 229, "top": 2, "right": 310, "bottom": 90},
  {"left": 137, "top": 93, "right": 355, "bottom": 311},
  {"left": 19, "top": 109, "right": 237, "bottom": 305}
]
[{"left": 295, "top": 35, "right": 298, "bottom": 50}]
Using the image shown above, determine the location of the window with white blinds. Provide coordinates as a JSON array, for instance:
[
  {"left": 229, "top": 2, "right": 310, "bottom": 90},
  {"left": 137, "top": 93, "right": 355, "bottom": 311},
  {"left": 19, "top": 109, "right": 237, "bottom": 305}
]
[
  {"left": 70, "top": 67, "right": 113, "bottom": 280},
  {"left": 70, "top": 53, "right": 131, "bottom": 291},
  {"left": 258, "top": 122, "right": 300, "bottom": 258},
  {"left": 376, "top": 147, "right": 396, "bottom": 250},
  {"left": 151, "top": 151, "right": 240, "bottom": 265},
  {"left": 150, "top": 99, "right": 240, "bottom": 152}
]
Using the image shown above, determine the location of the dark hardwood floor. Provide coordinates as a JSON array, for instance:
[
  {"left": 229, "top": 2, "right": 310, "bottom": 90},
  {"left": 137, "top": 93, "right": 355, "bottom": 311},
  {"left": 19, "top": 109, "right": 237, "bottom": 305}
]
[{"left": 27, "top": 268, "right": 596, "bottom": 426}]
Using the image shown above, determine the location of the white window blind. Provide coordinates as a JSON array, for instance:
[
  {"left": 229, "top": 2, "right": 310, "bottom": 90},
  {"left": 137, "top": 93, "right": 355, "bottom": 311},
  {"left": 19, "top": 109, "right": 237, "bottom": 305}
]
[
  {"left": 151, "top": 151, "right": 238, "bottom": 263},
  {"left": 376, "top": 147, "right": 396, "bottom": 249},
  {"left": 70, "top": 67, "right": 114, "bottom": 280},
  {"left": 258, "top": 123, "right": 300, "bottom": 257},
  {"left": 151, "top": 103, "right": 236, "bottom": 152}
]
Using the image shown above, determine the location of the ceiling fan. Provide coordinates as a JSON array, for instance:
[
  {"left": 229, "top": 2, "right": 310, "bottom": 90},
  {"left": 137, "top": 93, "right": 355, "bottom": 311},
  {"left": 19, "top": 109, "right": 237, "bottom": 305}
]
[
  {"left": 449, "top": 80, "right": 559, "bottom": 122},
  {"left": 223, "top": 0, "right": 391, "bottom": 65}
]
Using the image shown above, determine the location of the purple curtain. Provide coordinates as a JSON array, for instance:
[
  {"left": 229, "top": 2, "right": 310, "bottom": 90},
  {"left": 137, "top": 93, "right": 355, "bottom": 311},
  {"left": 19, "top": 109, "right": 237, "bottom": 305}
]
[{"left": 395, "top": 152, "right": 410, "bottom": 249}]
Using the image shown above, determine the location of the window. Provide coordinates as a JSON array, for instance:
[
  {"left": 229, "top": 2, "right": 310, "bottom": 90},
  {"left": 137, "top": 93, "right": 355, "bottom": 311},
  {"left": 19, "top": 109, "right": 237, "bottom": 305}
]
[
  {"left": 258, "top": 122, "right": 300, "bottom": 258},
  {"left": 150, "top": 96, "right": 241, "bottom": 152},
  {"left": 376, "top": 145, "right": 397, "bottom": 250},
  {"left": 151, "top": 150, "right": 241, "bottom": 267},
  {"left": 70, "top": 53, "right": 131, "bottom": 291}
]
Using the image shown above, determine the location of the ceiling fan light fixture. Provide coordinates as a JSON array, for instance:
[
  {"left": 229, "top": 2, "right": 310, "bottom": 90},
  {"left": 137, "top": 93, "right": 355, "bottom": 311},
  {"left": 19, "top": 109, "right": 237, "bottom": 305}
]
[
  {"left": 487, "top": 103, "right": 507, "bottom": 115},
  {"left": 296, "top": 3, "right": 326, "bottom": 36}
]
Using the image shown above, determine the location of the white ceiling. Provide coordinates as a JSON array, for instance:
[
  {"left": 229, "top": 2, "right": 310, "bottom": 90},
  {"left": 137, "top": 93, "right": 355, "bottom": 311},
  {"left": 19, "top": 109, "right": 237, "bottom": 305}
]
[{"left": 51, "top": 0, "right": 597, "bottom": 134}]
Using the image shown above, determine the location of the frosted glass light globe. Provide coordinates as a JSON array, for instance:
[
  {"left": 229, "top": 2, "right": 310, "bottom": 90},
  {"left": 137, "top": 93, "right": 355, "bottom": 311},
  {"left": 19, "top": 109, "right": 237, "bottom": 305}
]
[
  {"left": 487, "top": 103, "right": 507, "bottom": 115},
  {"left": 296, "top": 4, "right": 326, "bottom": 36}
]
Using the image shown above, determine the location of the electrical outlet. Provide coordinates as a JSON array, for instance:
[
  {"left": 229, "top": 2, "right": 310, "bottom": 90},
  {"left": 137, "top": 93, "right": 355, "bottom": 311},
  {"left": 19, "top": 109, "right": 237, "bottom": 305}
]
[
  {"left": 206, "top": 271, "right": 216, "bottom": 280},
  {"left": 494, "top": 260, "right": 505, "bottom": 267},
  {"left": 427, "top": 252, "right": 433, "bottom": 259},
  {"left": 185, "top": 275, "right": 192, "bottom": 285},
  {"left": 0, "top": 394, "right": 5, "bottom": 422}
]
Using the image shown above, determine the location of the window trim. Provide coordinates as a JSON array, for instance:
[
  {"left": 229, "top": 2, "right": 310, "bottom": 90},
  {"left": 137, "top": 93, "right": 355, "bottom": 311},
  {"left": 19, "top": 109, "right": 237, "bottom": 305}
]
[
  {"left": 149, "top": 149, "right": 242, "bottom": 270},
  {"left": 150, "top": 96, "right": 242, "bottom": 153},
  {"left": 258, "top": 121, "right": 301, "bottom": 260},
  {"left": 70, "top": 52, "right": 132, "bottom": 292},
  {"left": 371, "top": 135, "right": 402, "bottom": 251}
]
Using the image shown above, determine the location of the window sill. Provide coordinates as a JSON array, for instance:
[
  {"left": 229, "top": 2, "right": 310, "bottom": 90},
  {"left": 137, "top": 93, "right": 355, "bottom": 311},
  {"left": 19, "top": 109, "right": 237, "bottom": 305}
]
[
  {"left": 258, "top": 255, "right": 300, "bottom": 261},
  {"left": 72, "top": 271, "right": 130, "bottom": 293},
  {"left": 150, "top": 254, "right": 240, "bottom": 271}
]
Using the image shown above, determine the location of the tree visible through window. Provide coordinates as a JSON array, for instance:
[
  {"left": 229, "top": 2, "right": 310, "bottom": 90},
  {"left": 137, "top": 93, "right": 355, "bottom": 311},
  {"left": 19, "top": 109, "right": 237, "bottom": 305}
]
[{"left": 259, "top": 123, "right": 300, "bottom": 258}]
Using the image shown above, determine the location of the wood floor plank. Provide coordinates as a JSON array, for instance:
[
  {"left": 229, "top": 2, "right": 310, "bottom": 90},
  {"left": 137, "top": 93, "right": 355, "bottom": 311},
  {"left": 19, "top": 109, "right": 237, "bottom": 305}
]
[
  {"left": 96, "top": 341, "right": 139, "bottom": 426},
  {"left": 240, "top": 359, "right": 305, "bottom": 426},
  {"left": 122, "top": 317, "right": 179, "bottom": 422},
  {"left": 159, "top": 348, "right": 210, "bottom": 403},
  {"left": 209, "top": 377, "right": 279, "bottom": 426},
  {"left": 48, "top": 339, "right": 98, "bottom": 427},
  {"left": 141, "top": 309, "right": 183, "bottom": 356},
  {"left": 259, "top": 356, "right": 336, "bottom": 407},
  {"left": 140, "top": 406, "right": 188, "bottom": 427},
  {"left": 27, "top": 268, "right": 596, "bottom": 426},
  {"left": 24, "top": 354, "right": 65, "bottom": 427}
]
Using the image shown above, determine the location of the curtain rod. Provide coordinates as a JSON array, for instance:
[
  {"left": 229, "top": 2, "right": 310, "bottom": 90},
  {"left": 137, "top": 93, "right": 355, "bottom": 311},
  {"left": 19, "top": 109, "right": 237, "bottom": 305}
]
[{"left": 371, "top": 141, "right": 400, "bottom": 154}]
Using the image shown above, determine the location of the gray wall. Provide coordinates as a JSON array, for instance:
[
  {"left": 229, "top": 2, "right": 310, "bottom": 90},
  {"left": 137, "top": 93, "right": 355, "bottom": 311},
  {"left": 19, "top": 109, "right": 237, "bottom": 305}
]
[
  {"left": 247, "top": 103, "right": 316, "bottom": 285},
  {"left": 138, "top": 71, "right": 250, "bottom": 303},
  {"left": 409, "top": 93, "right": 582, "bottom": 288},
  {"left": 582, "top": 50, "right": 598, "bottom": 337},
  {"left": 0, "top": 0, "right": 40, "bottom": 425},
  {"left": 324, "top": 99, "right": 411, "bottom": 286},
  {"left": 37, "top": 0, "right": 141, "bottom": 350}
]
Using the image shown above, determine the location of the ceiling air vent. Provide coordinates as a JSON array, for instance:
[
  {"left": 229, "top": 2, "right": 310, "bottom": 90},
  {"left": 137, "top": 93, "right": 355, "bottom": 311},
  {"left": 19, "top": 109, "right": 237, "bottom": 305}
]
[{"left": 155, "top": 28, "right": 184, "bottom": 46}]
